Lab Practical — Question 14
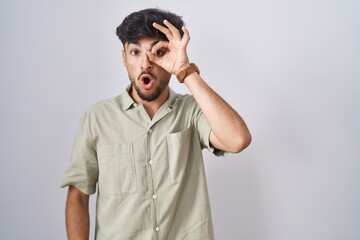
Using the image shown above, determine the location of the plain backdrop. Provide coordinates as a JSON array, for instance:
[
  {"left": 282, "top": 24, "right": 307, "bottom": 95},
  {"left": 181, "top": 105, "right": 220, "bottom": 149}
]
[{"left": 0, "top": 0, "right": 359, "bottom": 239}]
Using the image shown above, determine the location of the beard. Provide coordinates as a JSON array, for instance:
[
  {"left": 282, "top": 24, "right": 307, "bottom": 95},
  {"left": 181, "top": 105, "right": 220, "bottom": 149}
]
[{"left": 130, "top": 71, "right": 171, "bottom": 102}]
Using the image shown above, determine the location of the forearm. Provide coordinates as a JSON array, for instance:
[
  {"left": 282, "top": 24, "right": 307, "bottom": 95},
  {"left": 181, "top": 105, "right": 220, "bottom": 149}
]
[
  {"left": 66, "top": 186, "right": 90, "bottom": 240},
  {"left": 184, "top": 72, "right": 251, "bottom": 153}
]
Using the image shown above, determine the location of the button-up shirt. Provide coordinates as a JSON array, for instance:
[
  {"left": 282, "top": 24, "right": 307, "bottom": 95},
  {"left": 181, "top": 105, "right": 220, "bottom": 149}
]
[{"left": 60, "top": 86, "right": 224, "bottom": 239}]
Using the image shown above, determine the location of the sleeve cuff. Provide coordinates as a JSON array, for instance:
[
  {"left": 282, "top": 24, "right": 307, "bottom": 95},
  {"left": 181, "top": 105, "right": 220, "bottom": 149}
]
[
  {"left": 202, "top": 122, "right": 227, "bottom": 157},
  {"left": 59, "top": 179, "right": 96, "bottom": 195}
]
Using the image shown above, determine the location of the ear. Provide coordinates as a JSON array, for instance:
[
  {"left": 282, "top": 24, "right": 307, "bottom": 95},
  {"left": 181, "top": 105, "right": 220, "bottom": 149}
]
[{"left": 122, "top": 50, "right": 126, "bottom": 66}]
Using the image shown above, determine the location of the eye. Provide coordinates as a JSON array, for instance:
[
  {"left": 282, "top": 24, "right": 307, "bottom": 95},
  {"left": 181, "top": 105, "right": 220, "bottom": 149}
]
[
  {"left": 154, "top": 49, "right": 165, "bottom": 57},
  {"left": 130, "top": 50, "right": 139, "bottom": 56}
]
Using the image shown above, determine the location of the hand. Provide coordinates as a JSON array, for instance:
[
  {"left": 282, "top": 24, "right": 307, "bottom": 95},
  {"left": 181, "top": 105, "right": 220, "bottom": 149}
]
[{"left": 147, "top": 20, "right": 191, "bottom": 75}]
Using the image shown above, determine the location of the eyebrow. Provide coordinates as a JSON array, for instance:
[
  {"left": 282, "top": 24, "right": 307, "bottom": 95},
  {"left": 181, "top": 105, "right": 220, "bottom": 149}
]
[{"left": 127, "top": 40, "right": 160, "bottom": 48}]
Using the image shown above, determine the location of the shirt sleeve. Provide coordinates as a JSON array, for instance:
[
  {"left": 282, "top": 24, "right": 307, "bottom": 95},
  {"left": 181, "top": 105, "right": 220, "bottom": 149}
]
[
  {"left": 193, "top": 102, "right": 226, "bottom": 157},
  {"left": 59, "top": 112, "right": 98, "bottom": 195}
]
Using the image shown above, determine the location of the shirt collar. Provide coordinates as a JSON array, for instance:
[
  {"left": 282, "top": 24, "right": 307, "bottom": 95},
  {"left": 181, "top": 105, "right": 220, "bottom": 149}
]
[
  {"left": 120, "top": 85, "right": 179, "bottom": 111},
  {"left": 166, "top": 88, "right": 179, "bottom": 109},
  {"left": 120, "top": 85, "right": 135, "bottom": 110}
]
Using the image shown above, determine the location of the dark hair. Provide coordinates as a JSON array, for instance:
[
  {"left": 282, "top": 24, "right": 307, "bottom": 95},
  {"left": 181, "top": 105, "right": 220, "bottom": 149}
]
[{"left": 116, "top": 8, "right": 185, "bottom": 45}]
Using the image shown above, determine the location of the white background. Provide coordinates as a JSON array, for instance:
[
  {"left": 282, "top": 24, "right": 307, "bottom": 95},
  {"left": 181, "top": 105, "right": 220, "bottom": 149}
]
[{"left": 0, "top": 0, "right": 359, "bottom": 239}]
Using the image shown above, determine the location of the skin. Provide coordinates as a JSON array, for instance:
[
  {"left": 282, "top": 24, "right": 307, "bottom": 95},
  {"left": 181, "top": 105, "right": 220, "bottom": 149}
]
[
  {"left": 122, "top": 38, "right": 172, "bottom": 118},
  {"left": 66, "top": 19, "right": 251, "bottom": 239},
  {"left": 65, "top": 186, "right": 90, "bottom": 240}
]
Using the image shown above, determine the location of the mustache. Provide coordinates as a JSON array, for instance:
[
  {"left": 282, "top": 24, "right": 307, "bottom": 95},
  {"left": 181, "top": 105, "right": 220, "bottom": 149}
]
[{"left": 137, "top": 71, "right": 156, "bottom": 80}]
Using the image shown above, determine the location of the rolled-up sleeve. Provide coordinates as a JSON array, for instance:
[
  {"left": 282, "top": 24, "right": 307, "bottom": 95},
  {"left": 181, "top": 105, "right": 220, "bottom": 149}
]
[
  {"left": 59, "top": 112, "right": 98, "bottom": 195},
  {"left": 193, "top": 104, "right": 226, "bottom": 157}
]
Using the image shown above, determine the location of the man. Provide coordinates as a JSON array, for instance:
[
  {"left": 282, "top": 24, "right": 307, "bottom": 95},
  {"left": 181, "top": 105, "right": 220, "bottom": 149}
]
[{"left": 60, "top": 8, "right": 251, "bottom": 240}]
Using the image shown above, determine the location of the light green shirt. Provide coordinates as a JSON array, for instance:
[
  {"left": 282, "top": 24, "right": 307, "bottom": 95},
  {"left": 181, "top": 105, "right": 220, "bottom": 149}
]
[{"left": 60, "top": 86, "right": 224, "bottom": 240}]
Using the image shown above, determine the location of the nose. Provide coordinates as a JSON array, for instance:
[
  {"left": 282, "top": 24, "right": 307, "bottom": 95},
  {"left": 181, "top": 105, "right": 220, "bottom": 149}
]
[{"left": 141, "top": 54, "right": 152, "bottom": 70}]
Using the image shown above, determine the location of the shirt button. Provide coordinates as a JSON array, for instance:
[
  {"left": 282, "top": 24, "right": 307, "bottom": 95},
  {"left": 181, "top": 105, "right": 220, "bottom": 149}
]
[
  {"left": 155, "top": 226, "right": 160, "bottom": 232},
  {"left": 152, "top": 194, "right": 158, "bottom": 199},
  {"left": 148, "top": 128, "right": 152, "bottom": 133},
  {"left": 149, "top": 160, "right": 154, "bottom": 165}
]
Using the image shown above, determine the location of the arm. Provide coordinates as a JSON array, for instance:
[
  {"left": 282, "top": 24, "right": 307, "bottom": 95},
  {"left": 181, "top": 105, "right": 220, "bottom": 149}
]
[
  {"left": 149, "top": 20, "right": 251, "bottom": 153},
  {"left": 183, "top": 73, "right": 251, "bottom": 153},
  {"left": 65, "top": 186, "right": 90, "bottom": 240}
]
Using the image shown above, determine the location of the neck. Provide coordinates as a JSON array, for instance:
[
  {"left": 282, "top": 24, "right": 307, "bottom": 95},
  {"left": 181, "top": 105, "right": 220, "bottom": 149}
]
[{"left": 130, "top": 86, "right": 169, "bottom": 119}]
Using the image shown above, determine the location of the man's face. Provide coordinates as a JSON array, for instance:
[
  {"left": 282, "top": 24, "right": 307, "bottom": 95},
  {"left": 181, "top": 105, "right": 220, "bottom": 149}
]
[{"left": 122, "top": 38, "right": 171, "bottom": 102}]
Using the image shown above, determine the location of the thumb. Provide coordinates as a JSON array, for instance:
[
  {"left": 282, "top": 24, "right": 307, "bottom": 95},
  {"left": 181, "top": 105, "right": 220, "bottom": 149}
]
[
  {"left": 147, "top": 51, "right": 163, "bottom": 67},
  {"left": 147, "top": 51, "right": 155, "bottom": 62},
  {"left": 147, "top": 51, "right": 157, "bottom": 63}
]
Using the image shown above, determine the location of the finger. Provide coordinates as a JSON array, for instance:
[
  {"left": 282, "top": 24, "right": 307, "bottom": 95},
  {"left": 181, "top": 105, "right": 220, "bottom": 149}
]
[
  {"left": 146, "top": 51, "right": 156, "bottom": 63},
  {"left": 147, "top": 50, "right": 164, "bottom": 68},
  {"left": 181, "top": 26, "right": 191, "bottom": 47},
  {"left": 153, "top": 22, "right": 173, "bottom": 40},
  {"left": 150, "top": 41, "right": 169, "bottom": 55},
  {"left": 147, "top": 41, "right": 168, "bottom": 66},
  {"left": 163, "top": 20, "right": 182, "bottom": 40}
]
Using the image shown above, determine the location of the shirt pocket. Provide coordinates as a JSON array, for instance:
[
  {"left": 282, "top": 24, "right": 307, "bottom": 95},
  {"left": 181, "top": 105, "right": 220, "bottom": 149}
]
[
  {"left": 97, "top": 143, "right": 137, "bottom": 195},
  {"left": 167, "top": 127, "right": 203, "bottom": 183}
]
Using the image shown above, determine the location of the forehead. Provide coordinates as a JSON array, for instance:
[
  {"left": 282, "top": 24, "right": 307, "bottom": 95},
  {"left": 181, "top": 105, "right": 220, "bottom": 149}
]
[{"left": 125, "top": 38, "right": 160, "bottom": 49}]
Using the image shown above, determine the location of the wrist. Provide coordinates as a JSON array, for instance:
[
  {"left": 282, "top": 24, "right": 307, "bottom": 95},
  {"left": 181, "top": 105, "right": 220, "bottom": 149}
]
[
  {"left": 176, "top": 63, "right": 200, "bottom": 83},
  {"left": 176, "top": 63, "right": 191, "bottom": 76}
]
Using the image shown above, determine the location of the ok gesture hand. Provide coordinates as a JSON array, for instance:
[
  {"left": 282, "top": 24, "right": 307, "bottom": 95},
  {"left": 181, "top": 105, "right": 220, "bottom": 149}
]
[{"left": 147, "top": 20, "right": 191, "bottom": 76}]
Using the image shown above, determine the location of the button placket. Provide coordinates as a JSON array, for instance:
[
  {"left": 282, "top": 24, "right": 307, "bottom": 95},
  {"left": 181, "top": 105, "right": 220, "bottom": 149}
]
[
  {"left": 147, "top": 127, "right": 154, "bottom": 166},
  {"left": 146, "top": 124, "right": 160, "bottom": 238}
]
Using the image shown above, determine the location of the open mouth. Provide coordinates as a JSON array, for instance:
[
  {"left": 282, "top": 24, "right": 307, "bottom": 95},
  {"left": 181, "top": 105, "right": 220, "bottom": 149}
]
[
  {"left": 143, "top": 77, "right": 151, "bottom": 85},
  {"left": 139, "top": 74, "right": 155, "bottom": 90}
]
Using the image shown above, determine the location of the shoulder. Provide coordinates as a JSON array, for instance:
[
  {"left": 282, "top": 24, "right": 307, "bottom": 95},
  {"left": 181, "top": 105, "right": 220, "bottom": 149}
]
[
  {"left": 83, "top": 95, "right": 122, "bottom": 117},
  {"left": 174, "top": 93, "right": 198, "bottom": 109},
  {"left": 171, "top": 93, "right": 202, "bottom": 123}
]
